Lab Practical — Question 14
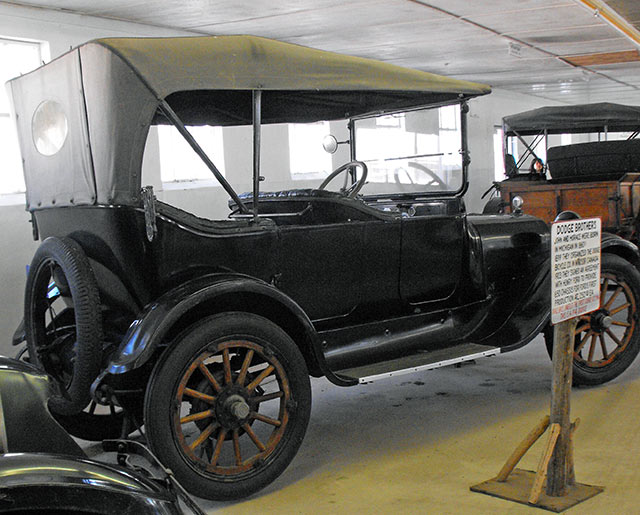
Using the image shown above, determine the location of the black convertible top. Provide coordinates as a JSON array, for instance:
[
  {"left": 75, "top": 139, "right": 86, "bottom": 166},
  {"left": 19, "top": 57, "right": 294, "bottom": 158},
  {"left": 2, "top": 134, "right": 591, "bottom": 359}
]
[{"left": 503, "top": 102, "right": 640, "bottom": 136}]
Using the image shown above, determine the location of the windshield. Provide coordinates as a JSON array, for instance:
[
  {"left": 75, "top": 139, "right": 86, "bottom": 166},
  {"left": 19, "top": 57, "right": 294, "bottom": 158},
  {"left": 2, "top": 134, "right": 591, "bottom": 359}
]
[
  {"left": 142, "top": 101, "right": 465, "bottom": 218},
  {"left": 354, "top": 104, "right": 463, "bottom": 196}
]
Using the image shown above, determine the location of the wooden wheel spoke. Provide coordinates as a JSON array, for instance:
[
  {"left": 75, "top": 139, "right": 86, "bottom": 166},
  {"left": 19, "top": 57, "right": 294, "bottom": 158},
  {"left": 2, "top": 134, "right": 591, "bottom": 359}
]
[
  {"left": 233, "top": 429, "right": 242, "bottom": 465},
  {"left": 223, "top": 348, "right": 232, "bottom": 385},
  {"left": 612, "top": 320, "right": 632, "bottom": 328},
  {"left": 253, "top": 391, "right": 284, "bottom": 404},
  {"left": 246, "top": 365, "right": 275, "bottom": 392},
  {"left": 600, "top": 278, "right": 609, "bottom": 302},
  {"left": 251, "top": 411, "right": 282, "bottom": 427},
  {"left": 575, "top": 330, "right": 593, "bottom": 353},
  {"left": 599, "top": 334, "right": 609, "bottom": 359},
  {"left": 210, "top": 428, "right": 227, "bottom": 467},
  {"left": 575, "top": 323, "right": 591, "bottom": 334},
  {"left": 603, "top": 286, "right": 623, "bottom": 311},
  {"left": 180, "top": 408, "right": 215, "bottom": 424},
  {"left": 198, "top": 363, "right": 222, "bottom": 393},
  {"left": 610, "top": 303, "right": 631, "bottom": 316},
  {"left": 587, "top": 333, "right": 597, "bottom": 362},
  {"left": 183, "top": 387, "right": 216, "bottom": 404},
  {"left": 243, "top": 423, "right": 266, "bottom": 451},
  {"left": 189, "top": 422, "right": 216, "bottom": 451},
  {"left": 605, "top": 329, "right": 623, "bottom": 347},
  {"left": 236, "top": 350, "right": 255, "bottom": 386}
]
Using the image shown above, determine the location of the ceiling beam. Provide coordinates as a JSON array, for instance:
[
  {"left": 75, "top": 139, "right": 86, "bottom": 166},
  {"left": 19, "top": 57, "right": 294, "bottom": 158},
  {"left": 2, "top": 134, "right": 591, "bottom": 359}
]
[
  {"left": 573, "top": 0, "right": 640, "bottom": 47},
  {"left": 562, "top": 49, "right": 640, "bottom": 66}
]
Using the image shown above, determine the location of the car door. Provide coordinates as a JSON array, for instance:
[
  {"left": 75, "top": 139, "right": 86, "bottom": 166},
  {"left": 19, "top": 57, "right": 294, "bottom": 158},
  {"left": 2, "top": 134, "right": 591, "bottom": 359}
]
[
  {"left": 399, "top": 209, "right": 464, "bottom": 305},
  {"left": 275, "top": 199, "right": 402, "bottom": 322}
]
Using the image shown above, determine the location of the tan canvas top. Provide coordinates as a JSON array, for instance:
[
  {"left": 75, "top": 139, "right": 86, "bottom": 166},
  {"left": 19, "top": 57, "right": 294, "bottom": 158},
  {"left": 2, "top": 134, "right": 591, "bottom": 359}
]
[
  {"left": 98, "top": 35, "right": 490, "bottom": 98},
  {"left": 8, "top": 35, "right": 490, "bottom": 210}
]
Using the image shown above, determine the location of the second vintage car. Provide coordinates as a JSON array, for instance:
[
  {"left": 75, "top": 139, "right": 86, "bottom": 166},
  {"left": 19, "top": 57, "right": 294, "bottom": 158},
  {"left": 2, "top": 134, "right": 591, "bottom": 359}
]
[{"left": 7, "top": 36, "right": 640, "bottom": 500}]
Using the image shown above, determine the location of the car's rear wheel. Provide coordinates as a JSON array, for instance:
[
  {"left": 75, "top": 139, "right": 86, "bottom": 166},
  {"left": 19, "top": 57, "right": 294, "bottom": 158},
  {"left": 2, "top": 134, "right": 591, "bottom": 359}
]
[
  {"left": 544, "top": 253, "right": 640, "bottom": 385},
  {"left": 144, "top": 312, "right": 312, "bottom": 500}
]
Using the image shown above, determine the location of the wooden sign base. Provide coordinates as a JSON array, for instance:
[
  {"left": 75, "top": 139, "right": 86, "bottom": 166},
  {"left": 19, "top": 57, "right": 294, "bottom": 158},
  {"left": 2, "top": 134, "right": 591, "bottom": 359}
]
[
  {"left": 471, "top": 468, "right": 603, "bottom": 512},
  {"left": 471, "top": 319, "right": 604, "bottom": 510}
]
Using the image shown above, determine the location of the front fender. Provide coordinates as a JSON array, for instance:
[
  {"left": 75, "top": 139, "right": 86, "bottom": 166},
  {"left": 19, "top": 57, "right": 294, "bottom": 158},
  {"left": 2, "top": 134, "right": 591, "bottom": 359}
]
[
  {"left": 601, "top": 232, "right": 640, "bottom": 268},
  {"left": 102, "top": 273, "right": 322, "bottom": 376}
]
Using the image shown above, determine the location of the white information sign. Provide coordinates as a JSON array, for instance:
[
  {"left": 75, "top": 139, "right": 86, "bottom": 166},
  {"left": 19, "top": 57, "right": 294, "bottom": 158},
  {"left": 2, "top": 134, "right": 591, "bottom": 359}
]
[{"left": 551, "top": 217, "right": 601, "bottom": 325}]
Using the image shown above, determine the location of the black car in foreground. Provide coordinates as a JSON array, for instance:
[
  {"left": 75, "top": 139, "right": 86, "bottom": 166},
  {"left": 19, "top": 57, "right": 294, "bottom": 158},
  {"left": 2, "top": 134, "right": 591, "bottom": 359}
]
[{"left": 7, "top": 35, "right": 640, "bottom": 500}]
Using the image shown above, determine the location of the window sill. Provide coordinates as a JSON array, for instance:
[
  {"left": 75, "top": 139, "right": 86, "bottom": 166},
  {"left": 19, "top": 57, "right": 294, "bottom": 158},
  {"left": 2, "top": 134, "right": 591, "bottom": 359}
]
[
  {"left": 0, "top": 193, "right": 26, "bottom": 207},
  {"left": 161, "top": 180, "right": 220, "bottom": 191}
]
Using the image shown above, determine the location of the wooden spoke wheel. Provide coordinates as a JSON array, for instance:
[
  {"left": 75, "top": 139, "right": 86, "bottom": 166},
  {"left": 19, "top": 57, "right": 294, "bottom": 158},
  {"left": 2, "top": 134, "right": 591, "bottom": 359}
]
[
  {"left": 176, "top": 341, "right": 290, "bottom": 475},
  {"left": 545, "top": 253, "right": 640, "bottom": 385},
  {"left": 144, "top": 313, "right": 311, "bottom": 501}
]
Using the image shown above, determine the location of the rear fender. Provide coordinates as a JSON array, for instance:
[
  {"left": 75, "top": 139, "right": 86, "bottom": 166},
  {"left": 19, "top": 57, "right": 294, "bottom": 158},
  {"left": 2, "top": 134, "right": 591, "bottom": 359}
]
[{"left": 95, "top": 274, "right": 352, "bottom": 387}]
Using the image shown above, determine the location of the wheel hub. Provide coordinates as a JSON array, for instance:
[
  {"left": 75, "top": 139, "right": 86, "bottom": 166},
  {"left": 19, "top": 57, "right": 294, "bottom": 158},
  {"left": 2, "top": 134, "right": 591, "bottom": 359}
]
[
  {"left": 215, "top": 386, "right": 252, "bottom": 430},
  {"left": 591, "top": 310, "right": 613, "bottom": 333},
  {"left": 226, "top": 395, "right": 251, "bottom": 419}
]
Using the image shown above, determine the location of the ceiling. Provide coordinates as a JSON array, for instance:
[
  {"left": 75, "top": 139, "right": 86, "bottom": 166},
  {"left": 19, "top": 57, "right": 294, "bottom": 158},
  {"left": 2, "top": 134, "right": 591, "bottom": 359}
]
[{"left": 5, "top": 0, "right": 640, "bottom": 104}]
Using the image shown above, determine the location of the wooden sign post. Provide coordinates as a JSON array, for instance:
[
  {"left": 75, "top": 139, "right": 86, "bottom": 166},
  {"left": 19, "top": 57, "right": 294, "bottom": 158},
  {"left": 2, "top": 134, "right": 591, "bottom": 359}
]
[{"left": 472, "top": 218, "right": 604, "bottom": 511}]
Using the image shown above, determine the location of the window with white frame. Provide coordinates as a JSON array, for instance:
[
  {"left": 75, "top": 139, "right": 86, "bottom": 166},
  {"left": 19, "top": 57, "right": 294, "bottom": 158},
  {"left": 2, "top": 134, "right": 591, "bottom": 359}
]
[
  {"left": 493, "top": 126, "right": 505, "bottom": 181},
  {"left": 289, "top": 121, "right": 332, "bottom": 180},
  {"left": 157, "top": 124, "right": 225, "bottom": 184},
  {"left": 0, "top": 37, "right": 46, "bottom": 196}
]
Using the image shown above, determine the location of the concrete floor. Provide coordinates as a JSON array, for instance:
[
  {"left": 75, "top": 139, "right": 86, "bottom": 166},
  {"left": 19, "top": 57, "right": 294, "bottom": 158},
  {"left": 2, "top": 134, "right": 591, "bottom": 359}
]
[{"left": 86, "top": 334, "right": 640, "bottom": 513}]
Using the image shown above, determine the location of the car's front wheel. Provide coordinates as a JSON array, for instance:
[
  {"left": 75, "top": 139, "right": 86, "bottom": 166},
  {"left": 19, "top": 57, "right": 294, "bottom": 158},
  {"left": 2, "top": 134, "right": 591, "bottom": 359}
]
[
  {"left": 544, "top": 253, "right": 640, "bottom": 386},
  {"left": 144, "top": 312, "right": 312, "bottom": 500}
]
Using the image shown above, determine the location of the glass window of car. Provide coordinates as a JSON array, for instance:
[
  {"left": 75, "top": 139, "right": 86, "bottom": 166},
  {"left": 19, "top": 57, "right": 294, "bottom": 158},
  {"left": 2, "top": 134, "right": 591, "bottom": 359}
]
[{"left": 354, "top": 104, "right": 463, "bottom": 196}]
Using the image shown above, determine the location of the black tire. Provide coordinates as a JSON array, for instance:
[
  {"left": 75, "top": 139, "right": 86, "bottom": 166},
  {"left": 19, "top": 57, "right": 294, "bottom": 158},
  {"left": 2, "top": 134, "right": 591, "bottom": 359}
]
[
  {"left": 52, "top": 401, "right": 141, "bottom": 441},
  {"left": 144, "top": 312, "right": 312, "bottom": 500},
  {"left": 25, "top": 237, "right": 103, "bottom": 415},
  {"left": 482, "top": 197, "right": 505, "bottom": 214},
  {"left": 21, "top": 339, "right": 137, "bottom": 441},
  {"left": 544, "top": 253, "right": 640, "bottom": 386}
]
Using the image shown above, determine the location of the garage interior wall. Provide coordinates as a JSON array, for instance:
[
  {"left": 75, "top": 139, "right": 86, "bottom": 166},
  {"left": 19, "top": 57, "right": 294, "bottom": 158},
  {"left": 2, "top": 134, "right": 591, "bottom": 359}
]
[{"left": 0, "top": 2, "right": 560, "bottom": 356}]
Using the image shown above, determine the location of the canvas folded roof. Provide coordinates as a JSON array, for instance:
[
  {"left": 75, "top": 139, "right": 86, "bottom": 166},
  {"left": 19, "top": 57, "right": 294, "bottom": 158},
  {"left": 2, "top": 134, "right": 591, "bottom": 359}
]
[
  {"left": 503, "top": 102, "right": 640, "bottom": 136},
  {"left": 8, "top": 35, "right": 490, "bottom": 210},
  {"left": 97, "top": 35, "right": 490, "bottom": 124},
  {"left": 99, "top": 35, "right": 490, "bottom": 98}
]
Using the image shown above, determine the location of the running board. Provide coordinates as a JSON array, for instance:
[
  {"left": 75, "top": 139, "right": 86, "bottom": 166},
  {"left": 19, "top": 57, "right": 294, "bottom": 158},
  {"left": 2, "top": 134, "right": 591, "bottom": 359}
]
[{"left": 335, "top": 343, "right": 500, "bottom": 383}]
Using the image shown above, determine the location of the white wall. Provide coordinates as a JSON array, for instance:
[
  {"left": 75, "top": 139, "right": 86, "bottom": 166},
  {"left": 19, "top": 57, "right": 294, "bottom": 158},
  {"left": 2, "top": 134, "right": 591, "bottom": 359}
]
[
  {"left": 0, "top": 4, "right": 197, "bottom": 356},
  {"left": 0, "top": 3, "right": 562, "bottom": 355}
]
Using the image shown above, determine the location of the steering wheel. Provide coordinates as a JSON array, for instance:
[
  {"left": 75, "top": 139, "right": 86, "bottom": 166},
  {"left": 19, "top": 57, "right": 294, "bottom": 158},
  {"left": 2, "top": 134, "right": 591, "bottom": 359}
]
[
  {"left": 318, "top": 161, "right": 368, "bottom": 198},
  {"left": 393, "top": 162, "right": 446, "bottom": 190}
]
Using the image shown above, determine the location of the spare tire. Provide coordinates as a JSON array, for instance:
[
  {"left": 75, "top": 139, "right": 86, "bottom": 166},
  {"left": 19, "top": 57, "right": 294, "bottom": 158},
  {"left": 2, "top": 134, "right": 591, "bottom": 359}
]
[{"left": 24, "top": 237, "right": 103, "bottom": 415}]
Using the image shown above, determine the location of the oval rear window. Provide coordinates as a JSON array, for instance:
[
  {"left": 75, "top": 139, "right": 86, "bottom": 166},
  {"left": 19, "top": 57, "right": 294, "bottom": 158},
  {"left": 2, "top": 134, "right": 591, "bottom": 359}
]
[{"left": 32, "top": 100, "right": 68, "bottom": 156}]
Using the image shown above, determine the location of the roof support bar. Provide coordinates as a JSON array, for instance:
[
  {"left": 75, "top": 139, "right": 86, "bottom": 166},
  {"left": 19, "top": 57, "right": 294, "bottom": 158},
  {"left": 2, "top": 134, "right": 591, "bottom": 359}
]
[
  {"left": 158, "top": 100, "right": 250, "bottom": 214},
  {"left": 459, "top": 101, "right": 470, "bottom": 196},
  {"left": 509, "top": 129, "right": 544, "bottom": 171},
  {"left": 253, "top": 90, "right": 262, "bottom": 222}
]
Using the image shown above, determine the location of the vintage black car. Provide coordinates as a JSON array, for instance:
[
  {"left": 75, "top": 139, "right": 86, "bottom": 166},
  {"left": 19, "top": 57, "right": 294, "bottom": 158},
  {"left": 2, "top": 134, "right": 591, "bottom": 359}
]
[{"left": 7, "top": 36, "right": 638, "bottom": 500}]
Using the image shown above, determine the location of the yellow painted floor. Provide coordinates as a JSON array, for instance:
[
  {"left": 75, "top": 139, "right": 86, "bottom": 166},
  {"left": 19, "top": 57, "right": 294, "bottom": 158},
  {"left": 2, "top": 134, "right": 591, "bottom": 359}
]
[{"left": 90, "top": 335, "right": 640, "bottom": 513}]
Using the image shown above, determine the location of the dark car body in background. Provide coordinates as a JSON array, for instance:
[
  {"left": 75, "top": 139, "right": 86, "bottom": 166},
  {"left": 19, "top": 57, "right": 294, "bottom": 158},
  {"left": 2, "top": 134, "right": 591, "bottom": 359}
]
[{"left": 0, "top": 356, "right": 194, "bottom": 514}]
